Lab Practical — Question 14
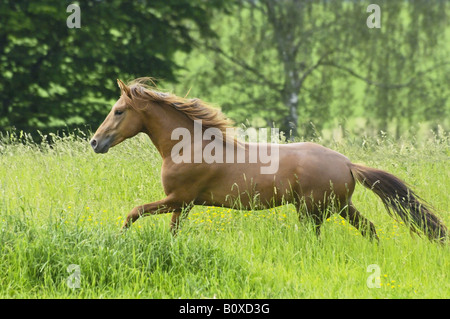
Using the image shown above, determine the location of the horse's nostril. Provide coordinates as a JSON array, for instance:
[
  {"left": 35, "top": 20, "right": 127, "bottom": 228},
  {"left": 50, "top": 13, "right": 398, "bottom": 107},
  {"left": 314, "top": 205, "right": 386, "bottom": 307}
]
[{"left": 90, "top": 139, "right": 97, "bottom": 149}]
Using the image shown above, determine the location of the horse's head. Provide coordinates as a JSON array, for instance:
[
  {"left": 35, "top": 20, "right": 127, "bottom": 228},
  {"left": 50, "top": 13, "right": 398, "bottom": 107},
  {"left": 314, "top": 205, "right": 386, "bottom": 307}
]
[{"left": 90, "top": 79, "right": 145, "bottom": 153}]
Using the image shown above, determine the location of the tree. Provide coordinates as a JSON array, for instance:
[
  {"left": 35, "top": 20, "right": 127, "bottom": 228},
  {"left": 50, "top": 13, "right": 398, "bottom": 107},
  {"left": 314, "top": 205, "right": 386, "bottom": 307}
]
[
  {"left": 0, "top": 0, "right": 226, "bottom": 134},
  {"left": 178, "top": 0, "right": 450, "bottom": 139}
]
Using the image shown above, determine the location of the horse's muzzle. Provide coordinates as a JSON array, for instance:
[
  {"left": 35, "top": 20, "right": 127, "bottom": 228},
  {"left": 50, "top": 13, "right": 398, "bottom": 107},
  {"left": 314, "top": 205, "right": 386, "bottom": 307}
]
[{"left": 90, "top": 136, "right": 111, "bottom": 153}]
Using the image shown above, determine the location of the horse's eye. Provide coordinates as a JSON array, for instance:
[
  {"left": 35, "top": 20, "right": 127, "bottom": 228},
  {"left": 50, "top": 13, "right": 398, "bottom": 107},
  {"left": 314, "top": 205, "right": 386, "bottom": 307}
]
[{"left": 114, "top": 110, "right": 124, "bottom": 116}]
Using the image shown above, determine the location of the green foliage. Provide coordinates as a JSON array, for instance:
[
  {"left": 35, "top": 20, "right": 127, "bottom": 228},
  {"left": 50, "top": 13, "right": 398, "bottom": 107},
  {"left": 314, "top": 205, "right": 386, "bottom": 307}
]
[
  {"left": 175, "top": 0, "right": 450, "bottom": 138},
  {"left": 0, "top": 0, "right": 225, "bottom": 134},
  {"left": 1, "top": 1, "right": 449, "bottom": 139}
]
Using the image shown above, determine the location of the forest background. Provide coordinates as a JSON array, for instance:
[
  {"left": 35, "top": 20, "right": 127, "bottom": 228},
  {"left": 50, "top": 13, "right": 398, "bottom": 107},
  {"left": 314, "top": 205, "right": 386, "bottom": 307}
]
[{"left": 1, "top": 0, "right": 449, "bottom": 141}]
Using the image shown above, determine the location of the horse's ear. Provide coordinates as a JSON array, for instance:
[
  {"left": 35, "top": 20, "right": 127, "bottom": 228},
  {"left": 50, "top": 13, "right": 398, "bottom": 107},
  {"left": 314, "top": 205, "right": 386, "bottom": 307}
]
[{"left": 117, "top": 79, "right": 131, "bottom": 97}]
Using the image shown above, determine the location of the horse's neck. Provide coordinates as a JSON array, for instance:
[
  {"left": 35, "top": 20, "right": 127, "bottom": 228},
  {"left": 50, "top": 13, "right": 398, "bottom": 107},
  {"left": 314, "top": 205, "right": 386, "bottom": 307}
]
[{"left": 142, "top": 104, "right": 194, "bottom": 159}]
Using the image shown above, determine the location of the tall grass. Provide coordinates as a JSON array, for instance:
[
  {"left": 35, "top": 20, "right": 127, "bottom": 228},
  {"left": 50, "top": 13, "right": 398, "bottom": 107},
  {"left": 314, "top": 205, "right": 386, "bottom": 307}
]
[{"left": 0, "top": 131, "right": 448, "bottom": 298}]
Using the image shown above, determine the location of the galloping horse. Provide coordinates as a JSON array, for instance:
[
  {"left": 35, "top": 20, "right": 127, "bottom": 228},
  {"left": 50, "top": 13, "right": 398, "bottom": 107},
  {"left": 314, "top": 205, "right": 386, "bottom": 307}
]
[{"left": 90, "top": 78, "right": 447, "bottom": 243}]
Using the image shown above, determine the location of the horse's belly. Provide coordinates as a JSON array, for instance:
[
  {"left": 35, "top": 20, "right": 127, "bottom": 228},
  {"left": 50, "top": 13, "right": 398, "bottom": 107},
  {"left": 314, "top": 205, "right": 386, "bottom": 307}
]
[{"left": 195, "top": 168, "right": 298, "bottom": 209}]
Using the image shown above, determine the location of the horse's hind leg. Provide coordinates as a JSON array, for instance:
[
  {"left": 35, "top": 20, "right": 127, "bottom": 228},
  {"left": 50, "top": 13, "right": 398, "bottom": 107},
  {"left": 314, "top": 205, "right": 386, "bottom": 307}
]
[
  {"left": 296, "top": 199, "right": 328, "bottom": 237},
  {"left": 340, "top": 202, "right": 379, "bottom": 241},
  {"left": 308, "top": 210, "right": 326, "bottom": 237}
]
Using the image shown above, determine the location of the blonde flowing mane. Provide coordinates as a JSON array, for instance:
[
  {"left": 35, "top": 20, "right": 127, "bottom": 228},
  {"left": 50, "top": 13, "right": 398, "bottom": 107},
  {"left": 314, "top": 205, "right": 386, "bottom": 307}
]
[{"left": 119, "top": 77, "right": 233, "bottom": 134}]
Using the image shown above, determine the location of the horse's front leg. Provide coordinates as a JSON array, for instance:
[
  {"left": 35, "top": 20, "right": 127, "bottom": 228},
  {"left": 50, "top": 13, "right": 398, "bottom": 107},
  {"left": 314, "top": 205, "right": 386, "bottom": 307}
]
[{"left": 121, "top": 197, "right": 182, "bottom": 231}]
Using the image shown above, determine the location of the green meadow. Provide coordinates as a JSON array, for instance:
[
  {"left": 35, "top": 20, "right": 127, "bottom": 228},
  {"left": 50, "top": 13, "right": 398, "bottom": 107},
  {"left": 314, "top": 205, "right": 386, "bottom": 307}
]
[{"left": 0, "top": 132, "right": 448, "bottom": 298}]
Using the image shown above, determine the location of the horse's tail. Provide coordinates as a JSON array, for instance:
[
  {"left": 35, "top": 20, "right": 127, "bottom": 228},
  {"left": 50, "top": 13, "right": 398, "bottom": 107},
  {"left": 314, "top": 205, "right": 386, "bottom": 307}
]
[{"left": 350, "top": 163, "right": 447, "bottom": 243}]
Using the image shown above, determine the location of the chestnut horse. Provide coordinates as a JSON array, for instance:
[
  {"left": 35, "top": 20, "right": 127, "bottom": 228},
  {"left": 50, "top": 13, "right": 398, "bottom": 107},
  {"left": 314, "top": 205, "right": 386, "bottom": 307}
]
[{"left": 90, "top": 78, "right": 447, "bottom": 243}]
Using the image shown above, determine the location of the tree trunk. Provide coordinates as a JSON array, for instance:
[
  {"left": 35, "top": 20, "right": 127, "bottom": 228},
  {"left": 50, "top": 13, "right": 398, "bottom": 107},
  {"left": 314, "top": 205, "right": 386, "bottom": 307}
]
[{"left": 282, "top": 88, "right": 300, "bottom": 140}]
